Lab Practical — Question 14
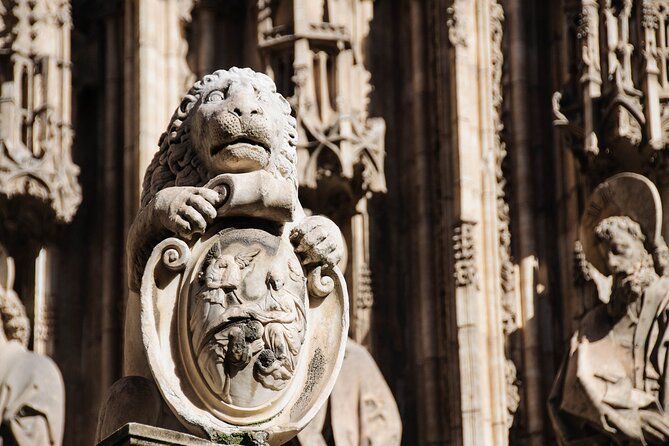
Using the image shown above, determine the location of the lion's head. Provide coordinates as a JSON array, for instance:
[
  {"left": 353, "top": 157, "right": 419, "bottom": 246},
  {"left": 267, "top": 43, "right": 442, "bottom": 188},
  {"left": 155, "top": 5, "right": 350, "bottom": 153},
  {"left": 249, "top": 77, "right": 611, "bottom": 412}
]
[{"left": 141, "top": 67, "right": 298, "bottom": 208}]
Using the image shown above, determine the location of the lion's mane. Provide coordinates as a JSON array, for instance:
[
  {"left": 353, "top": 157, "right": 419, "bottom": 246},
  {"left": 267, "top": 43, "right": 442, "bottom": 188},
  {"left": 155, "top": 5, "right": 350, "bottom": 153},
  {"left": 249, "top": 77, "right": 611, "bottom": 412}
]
[{"left": 140, "top": 67, "right": 298, "bottom": 208}]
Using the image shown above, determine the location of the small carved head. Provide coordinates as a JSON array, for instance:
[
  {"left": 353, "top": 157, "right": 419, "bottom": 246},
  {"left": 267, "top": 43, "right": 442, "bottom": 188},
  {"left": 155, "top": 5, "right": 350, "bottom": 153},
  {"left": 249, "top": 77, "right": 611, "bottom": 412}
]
[
  {"left": 200, "top": 242, "right": 260, "bottom": 291},
  {"left": 594, "top": 216, "right": 653, "bottom": 277},
  {"left": 0, "top": 286, "right": 29, "bottom": 346},
  {"left": 226, "top": 326, "right": 251, "bottom": 367}
]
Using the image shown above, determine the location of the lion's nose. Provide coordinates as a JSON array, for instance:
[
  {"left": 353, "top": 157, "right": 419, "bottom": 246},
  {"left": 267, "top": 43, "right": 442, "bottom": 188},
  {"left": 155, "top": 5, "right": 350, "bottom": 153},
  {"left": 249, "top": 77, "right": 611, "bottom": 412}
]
[{"left": 232, "top": 103, "right": 263, "bottom": 117}]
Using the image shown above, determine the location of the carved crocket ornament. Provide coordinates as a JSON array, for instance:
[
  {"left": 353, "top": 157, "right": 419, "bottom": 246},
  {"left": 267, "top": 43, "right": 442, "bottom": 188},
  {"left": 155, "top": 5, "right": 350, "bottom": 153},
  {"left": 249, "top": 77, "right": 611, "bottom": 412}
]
[
  {"left": 97, "top": 68, "right": 349, "bottom": 446},
  {"left": 549, "top": 173, "right": 669, "bottom": 445}
]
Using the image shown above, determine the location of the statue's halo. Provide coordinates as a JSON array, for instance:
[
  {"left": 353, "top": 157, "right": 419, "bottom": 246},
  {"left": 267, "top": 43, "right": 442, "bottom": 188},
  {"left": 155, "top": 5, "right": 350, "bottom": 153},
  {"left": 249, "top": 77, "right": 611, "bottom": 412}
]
[{"left": 580, "top": 172, "right": 663, "bottom": 275}]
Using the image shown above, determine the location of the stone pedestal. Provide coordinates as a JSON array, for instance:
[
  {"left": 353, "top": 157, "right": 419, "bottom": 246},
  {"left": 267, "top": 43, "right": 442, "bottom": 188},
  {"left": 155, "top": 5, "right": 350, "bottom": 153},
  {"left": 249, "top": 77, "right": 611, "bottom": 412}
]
[{"left": 98, "top": 423, "right": 216, "bottom": 446}]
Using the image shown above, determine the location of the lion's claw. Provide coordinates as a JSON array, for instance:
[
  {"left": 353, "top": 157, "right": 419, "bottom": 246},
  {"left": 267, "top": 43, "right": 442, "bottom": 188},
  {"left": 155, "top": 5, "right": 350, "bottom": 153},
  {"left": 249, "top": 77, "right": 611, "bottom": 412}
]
[{"left": 290, "top": 216, "right": 343, "bottom": 268}]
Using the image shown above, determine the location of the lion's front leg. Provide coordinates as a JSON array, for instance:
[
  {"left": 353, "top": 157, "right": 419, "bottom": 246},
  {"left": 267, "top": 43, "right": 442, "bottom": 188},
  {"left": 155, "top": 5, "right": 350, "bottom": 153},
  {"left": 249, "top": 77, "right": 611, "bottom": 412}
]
[
  {"left": 290, "top": 215, "right": 344, "bottom": 268},
  {"left": 127, "top": 186, "right": 226, "bottom": 292}
]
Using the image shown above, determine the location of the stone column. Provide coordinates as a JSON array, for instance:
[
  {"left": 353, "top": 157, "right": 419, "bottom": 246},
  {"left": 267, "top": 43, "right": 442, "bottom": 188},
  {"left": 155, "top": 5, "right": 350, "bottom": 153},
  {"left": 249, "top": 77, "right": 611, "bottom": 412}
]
[{"left": 443, "top": 1, "right": 519, "bottom": 444}]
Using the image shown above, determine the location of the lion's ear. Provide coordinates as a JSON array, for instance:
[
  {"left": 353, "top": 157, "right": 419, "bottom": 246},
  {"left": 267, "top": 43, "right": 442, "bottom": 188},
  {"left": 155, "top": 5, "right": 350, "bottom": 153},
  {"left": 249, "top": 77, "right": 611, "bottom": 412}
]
[
  {"left": 278, "top": 95, "right": 292, "bottom": 114},
  {"left": 235, "top": 249, "right": 261, "bottom": 269}
]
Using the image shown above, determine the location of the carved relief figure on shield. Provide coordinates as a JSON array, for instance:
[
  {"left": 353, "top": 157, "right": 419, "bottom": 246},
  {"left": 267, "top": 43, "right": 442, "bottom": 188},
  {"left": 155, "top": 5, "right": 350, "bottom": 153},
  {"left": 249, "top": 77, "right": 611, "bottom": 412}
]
[
  {"left": 97, "top": 68, "right": 349, "bottom": 445},
  {"left": 549, "top": 173, "right": 669, "bottom": 445},
  {"left": 189, "top": 236, "right": 308, "bottom": 404}
]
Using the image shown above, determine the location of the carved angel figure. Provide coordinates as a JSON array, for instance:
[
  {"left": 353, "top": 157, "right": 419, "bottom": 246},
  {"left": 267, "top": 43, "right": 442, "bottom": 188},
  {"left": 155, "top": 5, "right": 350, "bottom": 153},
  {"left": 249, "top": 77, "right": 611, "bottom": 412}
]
[{"left": 550, "top": 174, "right": 669, "bottom": 445}]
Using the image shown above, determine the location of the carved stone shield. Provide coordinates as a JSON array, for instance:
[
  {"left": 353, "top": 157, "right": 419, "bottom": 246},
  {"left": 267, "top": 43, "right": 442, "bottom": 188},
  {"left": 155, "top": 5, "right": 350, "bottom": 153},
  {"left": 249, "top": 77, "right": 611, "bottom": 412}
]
[{"left": 140, "top": 225, "right": 348, "bottom": 444}]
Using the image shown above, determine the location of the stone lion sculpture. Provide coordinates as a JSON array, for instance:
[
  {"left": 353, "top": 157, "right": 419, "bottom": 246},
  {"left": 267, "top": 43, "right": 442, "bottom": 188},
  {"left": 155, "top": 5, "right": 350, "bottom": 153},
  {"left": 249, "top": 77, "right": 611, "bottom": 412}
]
[
  {"left": 127, "top": 67, "right": 340, "bottom": 292},
  {"left": 98, "top": 68, "right": 348, "bottom": 446}
]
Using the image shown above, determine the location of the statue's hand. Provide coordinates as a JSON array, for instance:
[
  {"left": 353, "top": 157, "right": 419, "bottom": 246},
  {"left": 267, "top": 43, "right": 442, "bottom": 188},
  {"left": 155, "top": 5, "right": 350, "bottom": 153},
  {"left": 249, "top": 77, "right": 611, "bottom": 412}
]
[
  {"left": 152, "top": 186, "right": 225, "bottom": 239},
  {"left": 290, "top": 216, "right": 343, "bottom": 268},
  {"left": 640, "top": 410, "right": 669, "bottom": 444}
]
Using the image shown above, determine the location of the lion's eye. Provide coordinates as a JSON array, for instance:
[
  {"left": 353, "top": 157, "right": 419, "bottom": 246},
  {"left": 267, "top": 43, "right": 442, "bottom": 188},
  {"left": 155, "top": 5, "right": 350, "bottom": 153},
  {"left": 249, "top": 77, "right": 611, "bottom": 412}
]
[{"left": 206, "top": 91, "right": 225, "bottom": 103}]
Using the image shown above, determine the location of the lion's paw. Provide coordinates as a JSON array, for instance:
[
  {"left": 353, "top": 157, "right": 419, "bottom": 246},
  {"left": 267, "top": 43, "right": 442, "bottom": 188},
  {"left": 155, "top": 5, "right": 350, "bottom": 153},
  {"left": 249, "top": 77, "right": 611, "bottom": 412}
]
[
  {"left": 153, "top": 186, "right": 226, "bottom": 239},
  {"left": 290, "top": 216, "right": 343, "bottom": 268}
]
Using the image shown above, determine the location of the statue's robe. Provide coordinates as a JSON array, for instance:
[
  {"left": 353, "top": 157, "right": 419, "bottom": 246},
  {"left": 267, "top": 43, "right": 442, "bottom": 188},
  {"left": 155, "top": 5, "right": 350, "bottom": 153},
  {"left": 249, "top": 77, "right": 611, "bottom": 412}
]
[
  {"left": 549, "top": 277, "right": 669, "bottom": 445},
  {"left": 0, "top": 340, "right": 64, "bottom": 446},
  {"left": 293, "top": 339, "right": 402, "bottom": 446}
]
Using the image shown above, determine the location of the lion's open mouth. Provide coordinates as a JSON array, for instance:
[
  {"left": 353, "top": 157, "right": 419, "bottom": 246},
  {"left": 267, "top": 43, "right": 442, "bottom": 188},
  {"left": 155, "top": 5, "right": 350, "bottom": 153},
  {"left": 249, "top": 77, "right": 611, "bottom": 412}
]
[{"left": 210, "top": 137, "right": 270, "bottom": 156}]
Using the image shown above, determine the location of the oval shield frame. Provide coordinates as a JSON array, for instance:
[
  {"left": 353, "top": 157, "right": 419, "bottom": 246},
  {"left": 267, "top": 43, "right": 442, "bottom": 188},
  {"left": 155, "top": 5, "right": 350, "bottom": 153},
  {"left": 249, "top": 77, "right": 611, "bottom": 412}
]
[{"left": 140, "top": 224, "right": 349, "bottom": 445}]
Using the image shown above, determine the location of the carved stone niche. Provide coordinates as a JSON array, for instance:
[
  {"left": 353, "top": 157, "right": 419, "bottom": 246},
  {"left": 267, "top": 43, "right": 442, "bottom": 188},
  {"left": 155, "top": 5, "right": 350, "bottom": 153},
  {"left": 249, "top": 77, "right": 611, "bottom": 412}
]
[
  {"left": 98, "top": 68, "right": 349, "bottom": 446},
  {"left": 0, "top": 0, "right": 81, "bottom": 235},
  {"left": 552, "top": 1, "right": 669, "bottom": 179}
]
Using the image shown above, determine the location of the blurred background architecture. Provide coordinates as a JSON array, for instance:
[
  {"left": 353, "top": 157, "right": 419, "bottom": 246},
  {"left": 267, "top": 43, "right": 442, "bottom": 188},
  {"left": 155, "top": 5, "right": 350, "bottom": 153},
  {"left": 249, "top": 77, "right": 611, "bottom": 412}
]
[{"left": 4, "top": 0, "right": 669, "bottom": 444}]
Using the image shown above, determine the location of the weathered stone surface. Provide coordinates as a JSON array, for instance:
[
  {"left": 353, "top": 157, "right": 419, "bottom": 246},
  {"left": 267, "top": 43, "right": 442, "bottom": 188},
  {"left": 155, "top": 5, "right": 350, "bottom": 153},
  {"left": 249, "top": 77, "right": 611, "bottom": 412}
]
[
  {"left": 550, "top": 173, "right": 669, "bottom": 445},
  {"left": 98, "top": 68, "right": 349, "bottom": 446},
  {"left": 291, "top": 338, "right": 402, "bottom": 446},
  {"left": 95, "top": 376, "right": 184, "bottom": 443},
  {"left": 98, "top": 423, "right": 215, "bottom": 446}
]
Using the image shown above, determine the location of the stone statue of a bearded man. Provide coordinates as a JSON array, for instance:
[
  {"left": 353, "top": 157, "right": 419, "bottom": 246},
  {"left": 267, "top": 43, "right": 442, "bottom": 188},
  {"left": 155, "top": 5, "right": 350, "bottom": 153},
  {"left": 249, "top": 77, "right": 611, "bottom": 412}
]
[{"left": 550, "top": 173, "right": 669, "bottom": 445}]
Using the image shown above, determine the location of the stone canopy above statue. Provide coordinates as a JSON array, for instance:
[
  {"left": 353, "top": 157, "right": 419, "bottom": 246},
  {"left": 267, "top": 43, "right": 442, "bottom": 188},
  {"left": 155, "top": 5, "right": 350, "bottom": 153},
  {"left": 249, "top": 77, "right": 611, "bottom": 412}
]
[
  {"left": 97, "top": 67, "right": 349, "bottom": 446},
  {"left": 0, "top": 0, "right": 81, "bottom": 237}
]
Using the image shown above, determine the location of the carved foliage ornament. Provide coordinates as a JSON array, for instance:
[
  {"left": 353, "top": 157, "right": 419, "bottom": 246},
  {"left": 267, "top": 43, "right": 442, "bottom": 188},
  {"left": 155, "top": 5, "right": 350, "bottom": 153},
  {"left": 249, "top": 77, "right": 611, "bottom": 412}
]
[
  {"left": 446, "top": 0, "right": 468, "bottom": 47},
  {"left": 453, "top": 220, "right": 478, "bottom": 288},
  {"left": 489, "top": 0, "right": 520, "bottom": 428}
]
